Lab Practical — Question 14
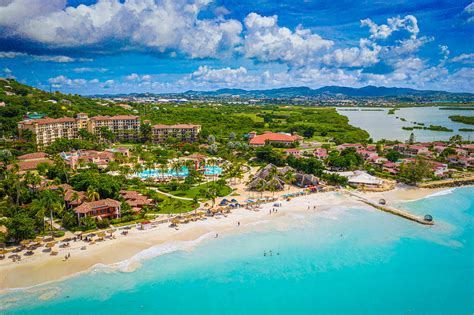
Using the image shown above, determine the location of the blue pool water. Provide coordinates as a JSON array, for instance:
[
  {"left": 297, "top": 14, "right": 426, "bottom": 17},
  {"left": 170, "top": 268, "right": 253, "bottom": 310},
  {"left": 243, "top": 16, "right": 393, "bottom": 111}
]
[
  {"left": 1, "top": 187, "right": 473, "bottom": 314},
  {"left": 135, "top": 165, "right": 222, "bottom": 179}
]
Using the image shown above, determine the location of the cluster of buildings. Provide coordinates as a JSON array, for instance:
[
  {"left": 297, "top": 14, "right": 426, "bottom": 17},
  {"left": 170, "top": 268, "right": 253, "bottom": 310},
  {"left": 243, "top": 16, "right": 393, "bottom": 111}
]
[
  {"left": 335, "top": 142, "right": 473, "bottom": 178},
  {"left": 60, "top": 147, "right": 130, "bottom": 169},
  {"left": 17, "top": 113, "right": 201, "bottom": 147},
  {"left": 53, "top": 184, "right": 154, "bottom": 222}
]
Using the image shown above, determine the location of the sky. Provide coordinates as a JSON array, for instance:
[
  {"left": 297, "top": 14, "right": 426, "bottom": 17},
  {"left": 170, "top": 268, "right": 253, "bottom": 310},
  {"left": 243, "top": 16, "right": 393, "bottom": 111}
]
[{"left": 0, "top": 0, "right": 473, "bottom": 95}]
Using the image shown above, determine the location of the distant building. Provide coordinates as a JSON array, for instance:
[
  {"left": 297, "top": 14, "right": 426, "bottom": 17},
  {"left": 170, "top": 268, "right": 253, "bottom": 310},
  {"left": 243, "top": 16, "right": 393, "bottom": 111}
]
[
  {"left": 18, "top": 113, "right": 140, "bottom": 147},
  {"left": 151, "top": 124, "right": 201, "bottom": 144},
  {"left": 284, "top": 149, "right": 301, "bottom": 157}
]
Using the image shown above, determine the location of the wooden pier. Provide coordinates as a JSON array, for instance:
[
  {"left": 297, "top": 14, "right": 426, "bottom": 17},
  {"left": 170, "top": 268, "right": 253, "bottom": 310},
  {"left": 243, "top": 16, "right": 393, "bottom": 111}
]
[{"left": 345, "top": 190, "right": 434, "bottom": 225}]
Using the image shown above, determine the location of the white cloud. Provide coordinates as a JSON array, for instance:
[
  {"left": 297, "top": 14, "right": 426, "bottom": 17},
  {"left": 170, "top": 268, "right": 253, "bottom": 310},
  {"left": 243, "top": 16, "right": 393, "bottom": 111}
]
[
  {"left": 241, "top": 12, "right": 333, "bottom": 65},
  {"left": 103, "top": 79, "right": 115, "bottom": 88},
  {"left": 463, "top": 2, "right": 474, "bottom": 23},
  {"left": 73, "top": 67, "right": 108, "bottom": 73},
  {"left": 189, "top": 66, "right": 254, "bottom": 84},
  {"left": 125, "top": 73, "right": 152, "bottom": 82},
  {"left": 47, "top": 75, "right": 100, "bottom": 87},
  {"left": 322, "top": 39, "right": 381, "bottom": 67},
  {"left": 0, "top": 0, "right": 242, "bottom": 58},
  {"left": 451, "top": 53, "right": 474, "bottom": 64},
  {"left": 0, "top": 51, "right": 27, "bottom": 58},
  {"left": 0, "top": 50, "right": 90, "bottom": 62},
  {"left": 361, "top": 15, "right": 419, "bottom": 40}
]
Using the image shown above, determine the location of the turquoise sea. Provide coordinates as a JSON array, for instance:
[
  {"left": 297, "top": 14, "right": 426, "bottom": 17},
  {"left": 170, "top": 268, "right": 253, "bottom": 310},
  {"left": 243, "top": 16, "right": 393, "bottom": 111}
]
[{"left": 1, "top": 187, "right": 473, "bottom": 314}]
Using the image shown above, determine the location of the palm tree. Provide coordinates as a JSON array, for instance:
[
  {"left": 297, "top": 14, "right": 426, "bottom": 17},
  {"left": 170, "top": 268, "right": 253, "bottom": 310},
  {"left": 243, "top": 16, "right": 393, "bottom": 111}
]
[
  {"left": 41, "top": 190, "right": 59, "bottom": 235},
  {"left": 255, "top": 180, "right": 267, "bottom": 199},
  {"left": 87, "top": 186, "right": 100, "bottom": 202},
  {"left": 284, "top": 170, "right": 295, "bottom": 192},
  {"left": 171, "top": 159, "right": 182, "bottom": 179},
  {"left": 71, "top": 191, "right": 80, "bottom": 208},
  {"left": 30, "top": 198, "right": 46, "bottom": 233}
]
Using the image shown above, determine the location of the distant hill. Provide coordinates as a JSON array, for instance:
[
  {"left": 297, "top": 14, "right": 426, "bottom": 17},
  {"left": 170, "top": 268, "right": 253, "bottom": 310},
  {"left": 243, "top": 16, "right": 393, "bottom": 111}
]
[
  {"left": 0, "top": 79, "right": 130, "bottom": 136},
  {"left": 183, "top": 85, "right": 473, "bottom": 98}
]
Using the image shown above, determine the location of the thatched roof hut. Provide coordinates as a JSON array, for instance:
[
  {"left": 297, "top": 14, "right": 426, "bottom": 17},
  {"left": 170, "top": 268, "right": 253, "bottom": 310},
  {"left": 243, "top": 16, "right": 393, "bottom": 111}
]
[{"left": 295, "top": 173, "right": 319, "bottom": 187}]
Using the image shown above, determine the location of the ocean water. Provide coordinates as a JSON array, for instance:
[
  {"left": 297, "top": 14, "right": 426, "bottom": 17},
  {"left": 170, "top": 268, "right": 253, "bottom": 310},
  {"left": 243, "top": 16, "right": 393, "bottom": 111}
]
[
  {"left": 1, "top": 187, "right": 473, "bottom": 314},
  {"left": 336, "top": 107, "right": 474, "bottom": 141}
]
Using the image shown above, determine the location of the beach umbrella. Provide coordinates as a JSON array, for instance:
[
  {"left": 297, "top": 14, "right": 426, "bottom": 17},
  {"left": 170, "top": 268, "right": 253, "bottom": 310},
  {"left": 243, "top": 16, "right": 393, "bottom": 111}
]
[
  {"left": 0, "top": 249, "right": 9, "bottom": 255},
  {"left": 46, "top": 242, "right": 56, "bottom": 248},
  {"left": 20, "top": 240, "right": 30, "bottom": 246},
  {"left": 34, "top": 236, "right": 43, "bottom": 242}
]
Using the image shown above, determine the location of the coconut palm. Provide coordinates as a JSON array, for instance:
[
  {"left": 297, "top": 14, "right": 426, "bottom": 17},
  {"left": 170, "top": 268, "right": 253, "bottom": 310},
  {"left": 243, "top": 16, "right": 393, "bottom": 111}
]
[
  {"left": 255, "top": 180, "right": 267, "bottom": 199},
  {"left": 284, "top": 170, "right": 296, "bottom": 192},
  {"left": 87, "top": 186, "right": 100, "bottom": 202}
]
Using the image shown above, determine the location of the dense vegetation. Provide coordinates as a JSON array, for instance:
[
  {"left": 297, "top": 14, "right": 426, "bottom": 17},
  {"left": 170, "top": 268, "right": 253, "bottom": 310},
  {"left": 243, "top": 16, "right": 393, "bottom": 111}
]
[
  {"left": 449, "top": 115, "right": 474, "bottom": 125},
  {"left": 402, "top": 125, "right": 453, "bottom": 132}
]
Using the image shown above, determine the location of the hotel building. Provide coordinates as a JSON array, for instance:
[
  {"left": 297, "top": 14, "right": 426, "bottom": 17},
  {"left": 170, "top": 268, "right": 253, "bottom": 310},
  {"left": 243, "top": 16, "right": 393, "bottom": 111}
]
[
  {"left": 18, "top": 113, "right": 140, "bottom": 147},
  {"left": 151, "top": 124, "right": 201, "bottom": 144}
]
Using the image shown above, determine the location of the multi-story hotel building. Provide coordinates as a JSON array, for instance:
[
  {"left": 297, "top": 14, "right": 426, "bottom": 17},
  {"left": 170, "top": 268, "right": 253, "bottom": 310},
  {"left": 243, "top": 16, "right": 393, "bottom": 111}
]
[
  {"left": 152, "top": 124, "right": 201, "bottom": 144},
  {"left": 18, "top": 113, "right": 140, "bottom": 147}
]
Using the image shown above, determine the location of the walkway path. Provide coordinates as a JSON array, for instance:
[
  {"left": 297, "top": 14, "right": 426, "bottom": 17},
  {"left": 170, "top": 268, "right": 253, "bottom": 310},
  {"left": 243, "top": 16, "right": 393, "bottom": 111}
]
[
  {"left": 147, "top": 187, "right": 193, "bottom": 200},
  {"left": 344, "top": 190, "right": 434, "bottom": 225}
]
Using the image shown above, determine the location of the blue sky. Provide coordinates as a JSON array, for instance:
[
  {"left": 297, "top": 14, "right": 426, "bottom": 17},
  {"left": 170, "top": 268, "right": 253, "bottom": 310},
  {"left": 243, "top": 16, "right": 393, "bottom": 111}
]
[{"left": 0, "top": 0, "right": 473, "bottom": 94}]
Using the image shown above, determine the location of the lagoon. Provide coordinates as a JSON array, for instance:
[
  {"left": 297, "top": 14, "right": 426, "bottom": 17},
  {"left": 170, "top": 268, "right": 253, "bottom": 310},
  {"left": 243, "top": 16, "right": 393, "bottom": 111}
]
[{"left": 337, "top": 106, "right": 474, "bottom": 142}]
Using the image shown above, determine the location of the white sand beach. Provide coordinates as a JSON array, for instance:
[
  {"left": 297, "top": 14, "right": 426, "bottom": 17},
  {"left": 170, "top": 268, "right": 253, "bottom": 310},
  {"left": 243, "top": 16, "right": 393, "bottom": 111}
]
[{"left": 0, "top": 186, "right": 450, "bottom": 291}]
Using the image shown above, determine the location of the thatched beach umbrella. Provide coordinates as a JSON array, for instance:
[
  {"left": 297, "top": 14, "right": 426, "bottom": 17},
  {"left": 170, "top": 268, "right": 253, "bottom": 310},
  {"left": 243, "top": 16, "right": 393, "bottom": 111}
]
[{"left": 46, "top": 241, "right": 56, "bottom": 248}]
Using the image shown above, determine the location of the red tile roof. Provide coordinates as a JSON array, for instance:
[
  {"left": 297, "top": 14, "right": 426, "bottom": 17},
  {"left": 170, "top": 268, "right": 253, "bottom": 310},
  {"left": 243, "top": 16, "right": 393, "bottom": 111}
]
[
  {"left": 20, "top": 117, "right": 77, "bottom": 125},
  {"left": 74, "top": 198, "right": 121, "bottom": 214},
  {"left": 249, "top": 132, "right": 299, "bottom": 145},
  {"left": 17, "top": 152, "right": 48, "bottom": 160},
  {"left": 90, "top": 115, "right": 139, "bottom": 121},
  {"left": 153, "top": 124, "right": 200, "bottom": 129},
  {"left": 8, "top": 158, "right": 52, "bottom": 171}
]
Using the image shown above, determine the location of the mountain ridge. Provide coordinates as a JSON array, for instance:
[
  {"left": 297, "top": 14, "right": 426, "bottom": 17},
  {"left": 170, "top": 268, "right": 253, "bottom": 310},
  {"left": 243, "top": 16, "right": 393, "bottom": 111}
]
[{"left": 181, "top": 85, "right": 473, "bottom": 98}]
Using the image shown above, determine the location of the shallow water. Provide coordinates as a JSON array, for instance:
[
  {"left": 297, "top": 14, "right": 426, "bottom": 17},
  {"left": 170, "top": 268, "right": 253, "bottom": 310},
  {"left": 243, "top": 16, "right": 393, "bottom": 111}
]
[
  {"left": 1, "top": 187, "right": 473, "bottom": 314},
  {"left": 337, "top": 107, "right": 474, "bottom": 141}
]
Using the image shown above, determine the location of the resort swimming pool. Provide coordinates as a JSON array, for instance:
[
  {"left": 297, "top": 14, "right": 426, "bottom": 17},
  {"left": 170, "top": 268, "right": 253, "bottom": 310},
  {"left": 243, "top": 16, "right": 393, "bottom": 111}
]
[{"left": 135, "top": 166, "right": 222, "bottom": 179}]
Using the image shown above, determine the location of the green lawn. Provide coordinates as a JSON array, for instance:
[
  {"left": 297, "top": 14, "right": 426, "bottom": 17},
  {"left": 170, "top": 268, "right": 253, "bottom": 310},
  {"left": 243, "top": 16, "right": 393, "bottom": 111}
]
[
  {"left": 157, "top": 181, "right": 233, "bottom": 199},
  {"left": 154, "top": 191, "right": 198, "bottom": 214}
]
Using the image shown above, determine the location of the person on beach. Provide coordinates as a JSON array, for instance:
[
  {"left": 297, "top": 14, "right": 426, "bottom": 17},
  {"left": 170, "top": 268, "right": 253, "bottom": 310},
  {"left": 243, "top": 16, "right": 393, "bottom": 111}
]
[
  {"left": 238, "top": 222, "right": 240, "bottom": 227},
  {"left": 215, "top": 233, "right": 219, "bottom": 238}
]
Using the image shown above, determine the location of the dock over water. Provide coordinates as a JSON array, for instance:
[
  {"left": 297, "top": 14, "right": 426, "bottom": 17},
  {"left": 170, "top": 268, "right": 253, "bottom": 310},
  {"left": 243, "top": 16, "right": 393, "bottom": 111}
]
[{"left": 345, "top": 190, "right": 434, "bottom": 225}]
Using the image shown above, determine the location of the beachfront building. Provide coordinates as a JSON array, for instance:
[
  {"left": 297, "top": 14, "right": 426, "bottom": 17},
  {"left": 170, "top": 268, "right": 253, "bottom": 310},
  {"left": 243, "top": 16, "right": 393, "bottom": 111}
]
[
  {"left": 74, "top": 198, "right": 121, "bottom": 222},
  {"left": 151, "top": 124, "right": 201, "bottom": 144},
  {"left": 18, "top": 113, "right": 140, "bottom": 147},
  {"left": 248, "top": 131, "right": 301, "bottom": 147},
  {"left": 120, "top": 190, "right": 154, "bottom": 212}
]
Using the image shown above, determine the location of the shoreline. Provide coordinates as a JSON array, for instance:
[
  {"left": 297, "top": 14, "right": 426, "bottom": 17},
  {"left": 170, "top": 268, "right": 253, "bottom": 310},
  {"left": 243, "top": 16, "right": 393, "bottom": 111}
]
[{"left": 0, "top": 185, "right": 459, "bottom": 292}]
